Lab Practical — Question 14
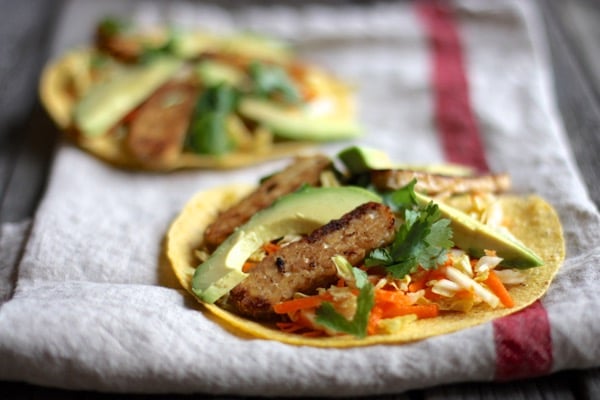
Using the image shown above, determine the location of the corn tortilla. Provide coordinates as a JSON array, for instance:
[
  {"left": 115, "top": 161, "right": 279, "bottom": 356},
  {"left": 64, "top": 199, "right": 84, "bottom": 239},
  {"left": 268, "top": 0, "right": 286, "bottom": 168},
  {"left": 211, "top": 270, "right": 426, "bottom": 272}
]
[{"left": 166, "top": 184, "right": 565, "bottom": 347}]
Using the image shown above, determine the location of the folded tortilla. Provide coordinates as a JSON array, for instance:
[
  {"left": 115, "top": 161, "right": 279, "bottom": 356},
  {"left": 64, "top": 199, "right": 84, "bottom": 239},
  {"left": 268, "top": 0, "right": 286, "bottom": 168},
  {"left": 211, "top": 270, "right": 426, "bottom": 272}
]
[{"left": 166, "top": 183, "right": 565, "bottom": 347}]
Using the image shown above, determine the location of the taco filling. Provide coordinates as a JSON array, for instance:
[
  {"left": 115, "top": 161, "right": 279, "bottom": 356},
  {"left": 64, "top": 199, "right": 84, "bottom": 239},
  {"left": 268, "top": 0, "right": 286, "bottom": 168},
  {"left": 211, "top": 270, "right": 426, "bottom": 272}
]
[
  {"left": 167, "top": 146, "right": 565, "bottom": 346},
  {"left": 40, "top": 17, "right": 360, "bottom": 170}
]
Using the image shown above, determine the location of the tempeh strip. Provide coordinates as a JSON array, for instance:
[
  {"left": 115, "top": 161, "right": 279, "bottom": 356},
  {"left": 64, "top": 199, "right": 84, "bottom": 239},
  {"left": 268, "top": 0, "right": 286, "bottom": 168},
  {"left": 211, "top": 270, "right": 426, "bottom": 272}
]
[
  {"left": 227, "top": 202, "right": 396, "bottom": 320},
  {"left": 203, "top": 154, "right": 332, "bottom": 249}
]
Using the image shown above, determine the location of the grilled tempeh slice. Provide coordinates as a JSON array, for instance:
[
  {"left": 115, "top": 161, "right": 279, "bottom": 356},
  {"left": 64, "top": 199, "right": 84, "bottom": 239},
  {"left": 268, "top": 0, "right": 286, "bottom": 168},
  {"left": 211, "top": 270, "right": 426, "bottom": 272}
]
[
  {"left": 203, "top": 154, "right": 332, "bottom": 249},
  {"left": 126, "top": 81, "right": 197, "bottom": 168},
  {"left": 227, "top": 202, "right": 396, "bottom": 320}
]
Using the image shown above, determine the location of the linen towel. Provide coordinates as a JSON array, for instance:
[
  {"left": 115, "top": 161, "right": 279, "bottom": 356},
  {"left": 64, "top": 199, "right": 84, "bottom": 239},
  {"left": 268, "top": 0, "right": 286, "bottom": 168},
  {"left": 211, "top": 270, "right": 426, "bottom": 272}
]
[{"left": 1, "top": 0, "right": 599, "bottom": 396}]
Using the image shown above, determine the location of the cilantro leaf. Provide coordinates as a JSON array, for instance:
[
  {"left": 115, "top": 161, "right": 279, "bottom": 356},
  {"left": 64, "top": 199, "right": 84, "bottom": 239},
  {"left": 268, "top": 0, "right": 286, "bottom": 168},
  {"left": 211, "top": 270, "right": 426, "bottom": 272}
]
[
  {"left": 366, "top": 180, "right": 454, "bottom": 278},
  {"left": 186, "top": 84, "right": 239, "bottom": 155},
  {"left": 364, "top": 247, "right": 392, "bottom": 266},
  {"left": 248, "top": 61, "right": 302, "bottom": 104},
  {"left": 380, "top": 179, "right": 418, "bottom": 212},
  {"left": 138, "top": 34, "right": 178, "bottom": 65},
  {"left": 315, "top": 267, "right": 374, "bottom": 338}
]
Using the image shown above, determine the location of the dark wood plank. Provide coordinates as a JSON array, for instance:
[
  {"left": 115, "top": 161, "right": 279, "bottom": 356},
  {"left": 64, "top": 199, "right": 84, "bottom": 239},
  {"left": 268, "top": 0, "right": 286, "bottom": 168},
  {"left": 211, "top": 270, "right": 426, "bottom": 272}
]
[
  {"left": 0, "top": 105, "right": 60, "bottom": 223},
  {"left": 539, "top": 0, "right": 600, "bottom": 210},
  {"left": 572, "top": 367, "right": 600, "bottom": 400},
  {"left": 1, "top": 379, "right": 418, "bottom": 400},
  {"left": 0, "top": 0, "right": 63, "bottom": 222},
  {"left": 423, "top": 371, "right": 579, "bottom": 400},
  {"left": 549, "top": 0, "right": 600, "bottom": 105}
]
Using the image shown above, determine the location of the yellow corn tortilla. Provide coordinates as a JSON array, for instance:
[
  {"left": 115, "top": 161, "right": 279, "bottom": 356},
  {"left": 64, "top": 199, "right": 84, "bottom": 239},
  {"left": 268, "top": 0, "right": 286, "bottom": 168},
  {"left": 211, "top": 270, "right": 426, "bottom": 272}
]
[{"left": 166, "top": 183, "right": 565, "bottom": 347}]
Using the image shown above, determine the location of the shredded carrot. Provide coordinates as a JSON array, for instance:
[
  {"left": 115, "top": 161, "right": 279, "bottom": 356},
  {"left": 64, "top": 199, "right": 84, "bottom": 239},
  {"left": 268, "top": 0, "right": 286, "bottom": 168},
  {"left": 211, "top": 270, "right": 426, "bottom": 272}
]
[
  {"left": 263, "top": 242, "right": 281, "bottom": 255},
  {"left": 242, "top": 242, "right": 281, "bottom": 273},
  {"left": 367, "top": 305, "right": 383, "bottom": 335},
  {"left": 454, "top": 289, "right": 473, "bottom": 300},
  {"left": 429, "top": 267, "right": 447, "bottom": 281},
  {"left": 276, "top": 322, "right": 306, "bottom": 333},
  {"left": 423, "top": 287, "right": 442, "bottom": 301},
  {"left": 407, "top": 271, "right": 427, "bottom": 293},
  {"left": 408, "top": 280, "right": 426, "bottom": 293},
  {"left": 301, "top": 330, "right": 325, "bottom": 338},
  {"left": 276, "top": 321, "right": 324, "bottom": 337},
  {"left": 273, "top": 294, "right": 332, "bottom": 314},
  {"left": 122, "top": 106, "right": 141, "bottom": 124},
  {"left": 379, "top": 303, "right": 439, "bottom": 319},
  {"left": 368, "top": 302, "right": 438, "bottom": 334},
  {"left": 484, "top": 270, "right": 515, "bottom": 308},
  {"left": 301, "top": 86, "right": 318, "bottom": 101},
  {"left": 369, "top": 288, "right": 438, "bottom": 333},
  {"left": 287, "top": 62, "right": 308, "bottom": 80},
  {"left": 375, "top": 289, "right": 412, "bottom": 306},
  {"left": 409, "top": 267, "right": 447, "bottom": 293},
  {"left": 242, "top": 261, "right": 257, "bottom": 273}
]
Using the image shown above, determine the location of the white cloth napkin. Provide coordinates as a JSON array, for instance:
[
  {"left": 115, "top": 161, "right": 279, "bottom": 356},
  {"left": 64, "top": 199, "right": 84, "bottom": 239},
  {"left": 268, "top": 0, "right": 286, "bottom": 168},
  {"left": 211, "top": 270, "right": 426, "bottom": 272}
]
[{"left": 1, "top": 0, "right": 599, "bottom": 396}]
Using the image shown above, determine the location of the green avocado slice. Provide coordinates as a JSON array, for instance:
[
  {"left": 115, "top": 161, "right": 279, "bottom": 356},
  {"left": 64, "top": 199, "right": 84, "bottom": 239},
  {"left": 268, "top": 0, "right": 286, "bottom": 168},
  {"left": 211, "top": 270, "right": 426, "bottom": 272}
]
[
  {"left": 195, "top": 60, "right": 245, "bottom": 87},
  {"left": 337, "top": 145, "right": 474, "bottom": 176},
  {"left": 414, "top": 192, "right": 544, "bottom": 268},
  {"left": 337, "top": 145, "right": 393, "bottom": 174},
  {"left": 74, "top": 57, "right": 182, "bottom": 137},
  {"left": 238, "top": 98, "right": 362, "bottom": 142},
  {"left": 192, "top": 186, "right": 381, "bottom": 303}
]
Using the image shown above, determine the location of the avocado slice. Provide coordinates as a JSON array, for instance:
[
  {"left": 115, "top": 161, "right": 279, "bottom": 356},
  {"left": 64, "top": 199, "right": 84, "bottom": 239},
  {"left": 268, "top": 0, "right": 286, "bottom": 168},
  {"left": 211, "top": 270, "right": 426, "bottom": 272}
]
[
  {"left": 74, "top": 57, "right": 182, "bottom": 137},
  {"left": 192, "top": 186, "right": 381, "bottom": 303},
  {"left": 196, "top": 60, "right": 245, "bottom": 87},
  {"left": 337, "top": 145, "right": 474, "bottom": 176},
  {"left": 170, "top": 31, "right": 220, "bottom": 59},
  {"left": 414, "top": 192, "right": 544, "bottom": 268},
  {"left": 238, "top": 98, "right": 362, "bottom": 142},
  {"left": 220, "top": 34, "right": 293, "bottom": 64},
  {"left": 337, "top": 145, "right": 393, "bottom": 174}
]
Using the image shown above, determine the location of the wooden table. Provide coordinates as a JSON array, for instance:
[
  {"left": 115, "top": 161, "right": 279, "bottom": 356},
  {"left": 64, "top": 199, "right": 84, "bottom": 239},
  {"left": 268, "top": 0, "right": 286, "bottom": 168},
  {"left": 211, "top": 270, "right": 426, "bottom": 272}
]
[{"left": 1, "top": 0, "right": 599, "bottom": 398}]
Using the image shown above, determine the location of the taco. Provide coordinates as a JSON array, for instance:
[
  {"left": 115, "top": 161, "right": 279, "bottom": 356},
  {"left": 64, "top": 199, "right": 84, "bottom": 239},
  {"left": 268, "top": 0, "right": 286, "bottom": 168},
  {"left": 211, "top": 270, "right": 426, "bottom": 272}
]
[
  {"left": 39, "top": 17, "right": 360, "bottom": 171},
  {"left": 166, "top": 146, "right": 565, "bottom": 347}
]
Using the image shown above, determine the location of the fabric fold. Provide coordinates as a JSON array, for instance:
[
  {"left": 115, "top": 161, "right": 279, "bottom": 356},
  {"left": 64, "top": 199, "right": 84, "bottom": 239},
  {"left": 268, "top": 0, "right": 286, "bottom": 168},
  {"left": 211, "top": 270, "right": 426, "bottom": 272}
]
[
  {"left": 0, "top": 221, "right": 32, "bottom": 305},
  {"left": 0, "top": 0, "right": 598, "bottom": 396}
]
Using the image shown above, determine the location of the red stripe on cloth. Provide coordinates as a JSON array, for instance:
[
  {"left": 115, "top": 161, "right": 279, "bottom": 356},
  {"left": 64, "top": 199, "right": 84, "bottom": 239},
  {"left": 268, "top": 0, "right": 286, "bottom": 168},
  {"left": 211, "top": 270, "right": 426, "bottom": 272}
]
[
  {"left": 416, "top": 2, "right": 489, "bottom": 173},
  {"left": 417, "top": 2, "right": 553, "bottom": 380},
  {"left": 493, "top": 301, "right": 553, "bottom": 380}
]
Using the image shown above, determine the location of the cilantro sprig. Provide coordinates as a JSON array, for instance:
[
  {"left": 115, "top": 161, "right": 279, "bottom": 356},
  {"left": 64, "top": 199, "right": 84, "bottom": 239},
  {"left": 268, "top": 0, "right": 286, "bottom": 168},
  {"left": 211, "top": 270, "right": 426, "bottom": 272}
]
[
  {"left": 186, "top": 83, "right": 239, "bottom": 155},
  {"left": 365, "top": 180, "right": 454, "bottom": 278},
  {"left": 186, "top": 61, "right": 304, "bottom": 156}
]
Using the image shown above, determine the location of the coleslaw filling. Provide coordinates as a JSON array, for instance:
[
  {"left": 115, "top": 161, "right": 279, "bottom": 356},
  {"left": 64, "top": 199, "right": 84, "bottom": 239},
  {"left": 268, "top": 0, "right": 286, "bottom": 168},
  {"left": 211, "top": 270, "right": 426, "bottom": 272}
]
[{"left": 274, "top": 249, "right": 525, "bottom": 338}]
